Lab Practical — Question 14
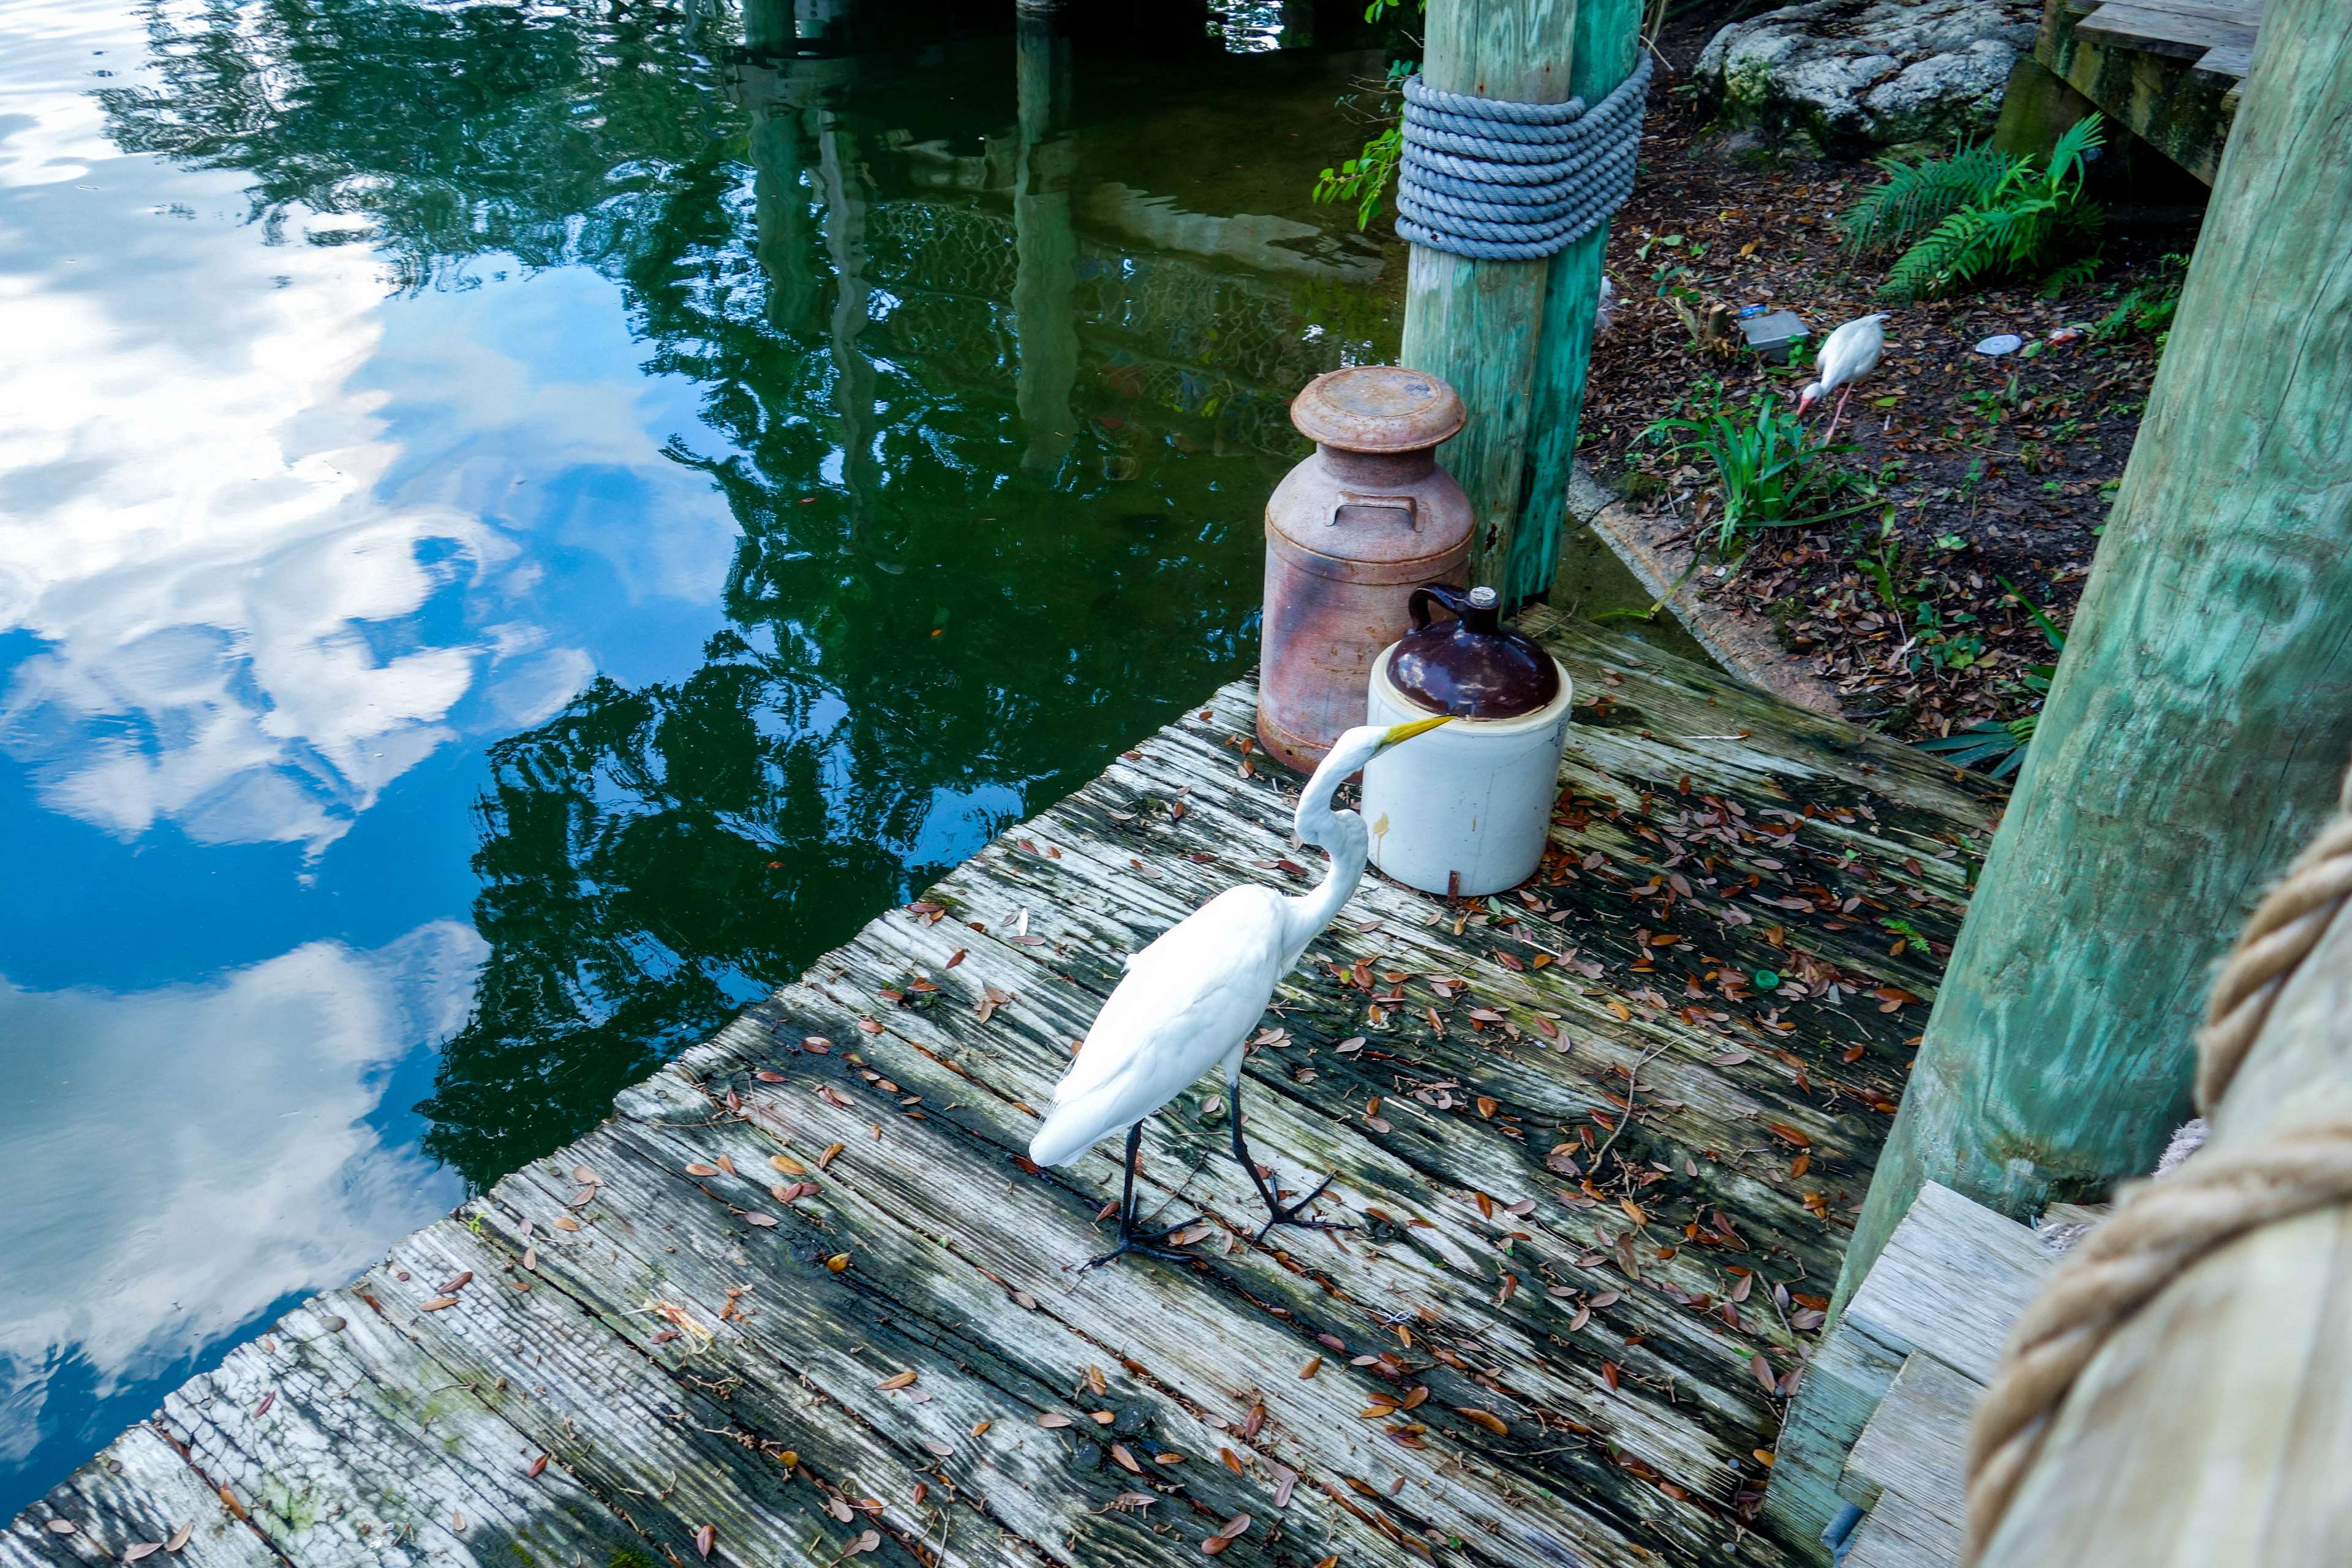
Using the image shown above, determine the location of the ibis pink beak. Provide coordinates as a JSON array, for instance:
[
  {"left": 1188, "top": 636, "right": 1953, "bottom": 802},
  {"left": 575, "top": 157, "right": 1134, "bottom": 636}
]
[{"left": 1796, "top": 387, "right": 1819, "bottom": 418}]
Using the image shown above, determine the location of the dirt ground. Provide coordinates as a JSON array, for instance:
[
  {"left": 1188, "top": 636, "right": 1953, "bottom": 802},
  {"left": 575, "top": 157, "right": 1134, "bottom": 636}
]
[{"left": 1556, "top": 5, "right": 2201, "bottom": 752}]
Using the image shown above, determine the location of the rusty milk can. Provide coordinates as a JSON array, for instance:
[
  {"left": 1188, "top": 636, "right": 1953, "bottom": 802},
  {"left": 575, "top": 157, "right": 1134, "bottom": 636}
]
[{"left": 1258, "top": 365, "right": 1474, "bottom": 773}]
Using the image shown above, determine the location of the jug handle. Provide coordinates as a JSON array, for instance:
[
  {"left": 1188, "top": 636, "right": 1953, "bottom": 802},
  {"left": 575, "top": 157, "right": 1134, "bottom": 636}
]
[
  {"left": 1409, "top": 584, "right": 1472, "bottom": 628},
  {"left": 1331, "top": 492, "right": 1417, "bottom": 529}
]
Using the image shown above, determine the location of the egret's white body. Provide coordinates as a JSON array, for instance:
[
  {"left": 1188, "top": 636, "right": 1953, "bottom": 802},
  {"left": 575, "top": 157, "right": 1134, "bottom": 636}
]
[
  {"left": 1027, "top": 717, "right": 1449, "bottom": 1260},
  {"left": 1029, "top": 884, "right": 1296, "bottom": 1167},
  {"left": 1798, "top": 313, "right": 1886, "bottom": 445}
]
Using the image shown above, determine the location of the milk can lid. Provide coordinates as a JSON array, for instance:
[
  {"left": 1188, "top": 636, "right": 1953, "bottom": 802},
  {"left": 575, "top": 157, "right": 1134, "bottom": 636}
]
[
  {"left": 1390, "top": 585, "right": 1561, "bottom": 720},
  {"left": 1290, "top": 365, "right": 1466, "bottom": 453}
]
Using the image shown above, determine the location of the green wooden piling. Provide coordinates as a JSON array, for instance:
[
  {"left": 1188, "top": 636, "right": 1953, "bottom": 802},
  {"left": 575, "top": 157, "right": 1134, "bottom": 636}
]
[
  {"left": 1831, "top": 0, "right": 2352, "bottom": 1315},
  {"left": 1515, "top": 0, "right": 1642, "bottom": 605},
  {"left": 1400, "top": 0, "right": 1643, "bottom": 603},
  {"left": 1398, "top": 0, "right": 1580, "bottom": 594}
]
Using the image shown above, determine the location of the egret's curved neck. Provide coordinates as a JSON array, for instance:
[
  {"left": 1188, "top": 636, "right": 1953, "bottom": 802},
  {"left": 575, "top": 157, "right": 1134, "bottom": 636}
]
[{"left": 1281, "top": 750, "right": 1372, "bottom": 967}]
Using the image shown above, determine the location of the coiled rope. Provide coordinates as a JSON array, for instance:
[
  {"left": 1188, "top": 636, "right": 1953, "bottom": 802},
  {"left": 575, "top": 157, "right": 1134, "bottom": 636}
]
[
  {"left": 1961, "top": 756, "right": 2352, "bottom": 1564},
  {"left": 1395, "top": 55, "right": 1653, "bottom": 262}
]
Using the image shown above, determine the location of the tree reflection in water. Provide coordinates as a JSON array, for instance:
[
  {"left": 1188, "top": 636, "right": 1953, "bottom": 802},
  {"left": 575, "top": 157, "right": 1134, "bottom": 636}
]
[{"left": 97, "top": 0, "right": 1398, "bottom": 1189}]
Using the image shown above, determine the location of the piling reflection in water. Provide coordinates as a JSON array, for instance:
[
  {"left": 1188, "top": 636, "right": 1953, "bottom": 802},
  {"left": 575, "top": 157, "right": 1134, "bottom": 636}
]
[
  {"left": 413, "top": 4, "right": 1403, "bottom": 1185},
  {"left": 1012, "top": 12, "right": 1079, "bottom": 472},
  {"left": 0, "top": 0, "right": 1400, "bottom": 1506}
]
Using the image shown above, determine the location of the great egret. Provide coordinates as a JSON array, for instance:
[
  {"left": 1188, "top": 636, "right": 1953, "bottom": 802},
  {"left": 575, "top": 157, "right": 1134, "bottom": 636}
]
[
  {"left": 1797, "top": 312, "right": 1887, "bottom": 446},
  {"left": 1030, "top": 714, "right": 1453, "bottom": 1267}
]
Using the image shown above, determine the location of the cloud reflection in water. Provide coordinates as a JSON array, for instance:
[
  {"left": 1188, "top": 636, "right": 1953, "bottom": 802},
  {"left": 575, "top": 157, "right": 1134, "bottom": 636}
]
[{"left": 0, "top": 921, "right": 478, "bottom": 1464}]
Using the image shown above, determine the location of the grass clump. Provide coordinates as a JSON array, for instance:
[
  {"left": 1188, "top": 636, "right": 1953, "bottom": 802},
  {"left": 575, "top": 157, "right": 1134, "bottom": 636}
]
[
  {"left": 2094, "top": 252, "right": 2187, "bottom": 345},
  {"left": 1643, "top": 393, "right": 1872, "bottom": 555},
  {"left": 1917, "top": 577, "right": 2067, "bottom": 778}
]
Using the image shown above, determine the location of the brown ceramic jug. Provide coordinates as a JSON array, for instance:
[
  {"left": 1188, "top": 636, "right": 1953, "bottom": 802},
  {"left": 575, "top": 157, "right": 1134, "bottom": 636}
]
[
  {"left": 1257, "top": 366, "right": 1474, "bottom": 773},
  {"left": 1389, "top": 585, "right": 1562, "bottom": 718}
]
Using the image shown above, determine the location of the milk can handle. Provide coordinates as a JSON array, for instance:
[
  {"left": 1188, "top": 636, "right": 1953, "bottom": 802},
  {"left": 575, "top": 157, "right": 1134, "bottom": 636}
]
[
  {"left": 1331, "top": 492, "right": 1417, "bottom": 528},
  {"left": 1409, "top": 584, "right": 1472, "bottom": 629}
]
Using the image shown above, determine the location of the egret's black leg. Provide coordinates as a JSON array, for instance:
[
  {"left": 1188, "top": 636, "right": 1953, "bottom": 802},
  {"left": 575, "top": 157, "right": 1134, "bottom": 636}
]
[
  {"left": 1227, "top": 1077, "right": 1352, "bottom": 1242},
  {"left": 1076, "top": 1121, "right": 1202, "bottom": 1270}
]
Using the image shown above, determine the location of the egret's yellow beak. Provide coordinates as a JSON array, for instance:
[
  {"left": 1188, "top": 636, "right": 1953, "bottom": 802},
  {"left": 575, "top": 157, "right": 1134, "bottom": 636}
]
[{"left": 1378, "top": 714, "right": 1453, "bottom": 750}]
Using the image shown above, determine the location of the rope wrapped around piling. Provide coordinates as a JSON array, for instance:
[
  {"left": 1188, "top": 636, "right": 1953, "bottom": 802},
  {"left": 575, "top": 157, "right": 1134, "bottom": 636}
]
[
  {"left": 1961, "top": 757, "right": 2352, "bottom": 1564},
  {"left": 1395, "top": 55, "right": 1653, "bottom": 262}
]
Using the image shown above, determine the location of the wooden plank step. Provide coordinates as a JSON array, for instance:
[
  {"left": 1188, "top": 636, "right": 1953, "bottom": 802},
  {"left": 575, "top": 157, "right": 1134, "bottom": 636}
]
[
  {"left": 2195, "top": 41, "right": 2255, "bottom": 77},
  {"left": 1842, "top": 1183, "right": 2049, "bottom": 1385},
  {"left": 1761, "top": 1183, "right": 2050, "bottom": 1560},
  {"left": 1762, "top": 1325, "right": 1908, "bottom": 1565},
  {"left": 1843, "top": 1354, "right": 1978, "bottom": 1532},
  {"left": 2075, "top": 0, "right": 2258, "bottom": 61},
  {"left": 2082, "top": 0, "right": 2263, "bottom": 29},
  {"left": 1841, "top": 1491, "right": 1956, "bottom": 1568}
]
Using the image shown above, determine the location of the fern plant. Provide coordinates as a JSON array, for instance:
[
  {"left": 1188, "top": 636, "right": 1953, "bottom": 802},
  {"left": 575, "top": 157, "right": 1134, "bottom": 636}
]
[
  {"left": 2094, "top": 252, "right": 2187, "bottom": 344},
  {"left": 1880, "top": 117, "right": 2106, "bottom": 301},
  {"left": 1839, "top": 118, "right": 2106, "bottom": 302},
  {"left": 1839, "top": 140, "right": 2014, "bottom": 253}
]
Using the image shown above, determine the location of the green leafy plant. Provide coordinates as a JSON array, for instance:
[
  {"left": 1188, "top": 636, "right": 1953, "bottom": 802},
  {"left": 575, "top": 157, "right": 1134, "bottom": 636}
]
[
  {"left": 1857, "top": 516, "right": 1904, "bottom": 611},
  {"left": 1845, "top": 117, "right": 2107, "bottom": 303},
  {"left": 1839, "top": 138, "right": 2016, "bottom": 252},
  {"left": 1882, "top": 916, "right": 1933, "bottom": 956},
  {"left": 2094, "top": 252, "right": 2187, "bottom": 345},
  {"left": 1643, "top": 394, "right": 1870, "bottom": 554},
  {"left": 1314, "top": 119, "right": 1403, "bottom": 228},
  {"left": 1912, "top": 600, "right": 1985, "bottom": 670},
  {"left": 1313, "top": 6, "right": 1421, "bottom": 228},
  {"left": 1917, "top": 576, "right": 2067, "bottom": 778}
]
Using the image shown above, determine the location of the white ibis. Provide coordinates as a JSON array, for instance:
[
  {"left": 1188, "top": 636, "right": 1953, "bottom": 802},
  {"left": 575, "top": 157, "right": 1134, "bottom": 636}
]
[
  {"left": 1028, "top": 716, "right": 1452, "bottom": 1267},
  {"left": 1798, "top": 312, "right": 1887, "bottom": 445}
]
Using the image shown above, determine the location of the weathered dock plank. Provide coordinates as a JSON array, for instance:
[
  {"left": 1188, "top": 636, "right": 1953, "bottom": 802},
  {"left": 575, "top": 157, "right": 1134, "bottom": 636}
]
[
  {"left": 9, "top": 617, "right": 1997, "bottom": 1568},
  {"left": 1844, "top": 1355, "right": 1973, "bottom": 1535},
  {"left": 0, "top": 1427, "right": 275, "bottom": 1568},
  {"left": 1761, "top": 1184, "right": 2049, "bottom": 1562}
]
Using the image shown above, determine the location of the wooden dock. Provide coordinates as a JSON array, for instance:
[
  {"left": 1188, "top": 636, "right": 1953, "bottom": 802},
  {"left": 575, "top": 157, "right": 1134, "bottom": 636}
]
[
  {"left": 2071, "top": 0, "right": 2263, "bottom": 82},
  {"left": 2, "top": 610, "right": 1999, "bottom": 1568},
  {"left": 2033, "top": 0, "right": 2264, "bottom": 184}
]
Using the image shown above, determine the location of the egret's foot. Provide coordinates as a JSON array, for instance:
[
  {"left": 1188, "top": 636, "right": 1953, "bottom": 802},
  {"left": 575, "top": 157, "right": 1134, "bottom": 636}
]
[
  {"left": 1074, "top": 1213, "right": 1204, "bottom": 1272},
  {"left": 1075, "top": 1235, "right": 1194, "bottom": 1271},
  {"left": 1253, "top": 1173, "right": 1354, "bottom": 1243}
]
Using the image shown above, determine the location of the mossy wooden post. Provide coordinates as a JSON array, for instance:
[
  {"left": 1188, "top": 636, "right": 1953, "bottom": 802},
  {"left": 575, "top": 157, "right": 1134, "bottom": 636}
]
[
  {"left": 1398, "top": 0, "right": 1579, "bottom": 595},
  {"left": 1832, "top": 0, "right": 2352, "bottom": 1315},
  {"left": 1515, "top": 0, "right": 1642, "bottom": 603}
]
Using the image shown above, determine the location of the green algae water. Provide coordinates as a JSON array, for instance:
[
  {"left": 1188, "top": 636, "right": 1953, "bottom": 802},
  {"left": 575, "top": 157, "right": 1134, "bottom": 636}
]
[{"left": 0, "top": 0, "right": 1413, "bottom": 1503}]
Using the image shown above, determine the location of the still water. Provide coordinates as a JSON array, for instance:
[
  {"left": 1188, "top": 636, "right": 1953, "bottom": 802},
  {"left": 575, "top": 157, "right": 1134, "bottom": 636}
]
[{"left": 0, "top": 0, "right": 1426, "bottom": 1506}]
